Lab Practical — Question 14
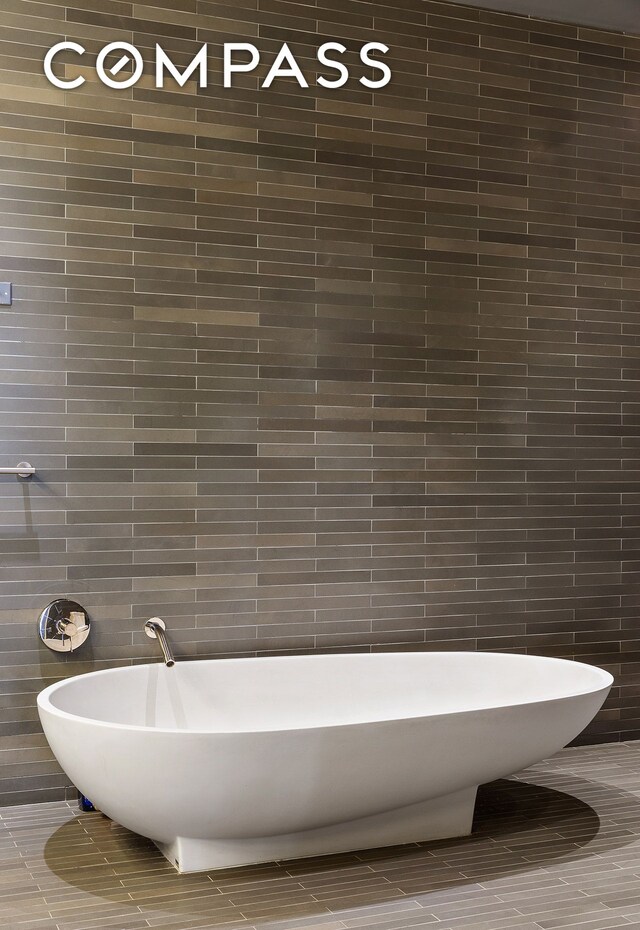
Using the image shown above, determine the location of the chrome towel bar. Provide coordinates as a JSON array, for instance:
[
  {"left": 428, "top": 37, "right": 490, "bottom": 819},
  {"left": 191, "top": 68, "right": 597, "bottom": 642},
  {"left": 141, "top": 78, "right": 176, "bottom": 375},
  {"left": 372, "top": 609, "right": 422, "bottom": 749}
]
[{"left": 0, "top": 462, "right": 35, "bottom": 478}]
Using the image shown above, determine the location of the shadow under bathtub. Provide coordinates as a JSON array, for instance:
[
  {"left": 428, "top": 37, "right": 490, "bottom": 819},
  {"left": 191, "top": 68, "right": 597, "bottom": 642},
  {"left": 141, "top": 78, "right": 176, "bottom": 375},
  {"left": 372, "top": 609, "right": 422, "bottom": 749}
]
[{"left": 41, "top": 772, "right": 636, "bottom": 923}]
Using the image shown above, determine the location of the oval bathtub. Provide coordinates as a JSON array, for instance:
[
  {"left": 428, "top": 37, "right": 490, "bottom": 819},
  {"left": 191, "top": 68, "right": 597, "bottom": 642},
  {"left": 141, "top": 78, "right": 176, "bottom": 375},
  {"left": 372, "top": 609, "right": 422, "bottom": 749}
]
[{"left": 37, "top": 651, "right": 612, "bottom": 873}]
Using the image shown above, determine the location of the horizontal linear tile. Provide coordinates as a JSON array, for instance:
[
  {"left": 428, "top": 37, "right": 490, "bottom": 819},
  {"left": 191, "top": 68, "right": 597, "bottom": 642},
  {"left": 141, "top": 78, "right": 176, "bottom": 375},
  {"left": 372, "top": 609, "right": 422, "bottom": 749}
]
[{"left": 0, "top": 0, "right": 639, "bottom": 798}]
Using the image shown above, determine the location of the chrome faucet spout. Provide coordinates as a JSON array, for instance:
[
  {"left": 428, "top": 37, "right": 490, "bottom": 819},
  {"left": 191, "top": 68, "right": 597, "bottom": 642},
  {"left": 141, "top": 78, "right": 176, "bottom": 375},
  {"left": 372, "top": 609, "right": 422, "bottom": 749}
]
[{"left": 144, "top": 617, "right": 175, "bottom": 667}]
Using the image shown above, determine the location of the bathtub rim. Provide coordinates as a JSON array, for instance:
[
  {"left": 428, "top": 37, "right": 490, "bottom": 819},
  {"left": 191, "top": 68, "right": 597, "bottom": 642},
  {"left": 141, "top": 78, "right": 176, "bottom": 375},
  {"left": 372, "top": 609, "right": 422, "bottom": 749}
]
[{"left": 37, "top": 651, "right": 614, "bottom": 737}]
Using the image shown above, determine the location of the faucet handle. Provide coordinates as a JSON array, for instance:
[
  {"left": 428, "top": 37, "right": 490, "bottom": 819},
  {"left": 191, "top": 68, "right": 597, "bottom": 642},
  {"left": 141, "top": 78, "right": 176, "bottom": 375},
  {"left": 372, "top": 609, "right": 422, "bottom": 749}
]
[
  {"left": 57, "top": 611, "right": 89, "bottom": 637},
  {"left": 39, "top": 599, "right": 91, "bottom": 653},
  {"left": 66, "top": 611, "right": 89, "bottom": 636}
]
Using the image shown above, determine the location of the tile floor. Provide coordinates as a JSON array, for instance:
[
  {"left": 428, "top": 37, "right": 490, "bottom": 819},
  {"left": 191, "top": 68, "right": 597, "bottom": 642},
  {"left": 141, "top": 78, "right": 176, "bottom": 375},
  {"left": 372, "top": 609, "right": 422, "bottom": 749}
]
[{"left": 2, "top": 742, "right": 640, "bottom": 930}]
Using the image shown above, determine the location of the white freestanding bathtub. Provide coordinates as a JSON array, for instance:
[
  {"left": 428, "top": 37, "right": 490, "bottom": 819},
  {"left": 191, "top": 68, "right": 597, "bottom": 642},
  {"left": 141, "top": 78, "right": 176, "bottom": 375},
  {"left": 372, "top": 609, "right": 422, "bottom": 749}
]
[{"left": 37, "top": 652, "right": 612, "bottom": 873}]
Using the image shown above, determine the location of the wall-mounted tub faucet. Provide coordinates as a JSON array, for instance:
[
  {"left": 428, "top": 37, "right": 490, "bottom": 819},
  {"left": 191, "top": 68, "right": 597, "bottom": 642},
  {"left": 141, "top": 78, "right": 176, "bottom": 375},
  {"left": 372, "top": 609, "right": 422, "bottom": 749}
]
[{"left": 144, "top": 617, "right": 175, "bottom": 667}]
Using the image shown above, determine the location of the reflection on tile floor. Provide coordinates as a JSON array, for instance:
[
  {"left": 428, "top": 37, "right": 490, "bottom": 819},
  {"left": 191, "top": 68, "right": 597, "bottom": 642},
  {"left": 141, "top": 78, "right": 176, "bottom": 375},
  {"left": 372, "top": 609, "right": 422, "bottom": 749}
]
[{"left": 3, "top": 742, "right": 640, "bottom": 930}]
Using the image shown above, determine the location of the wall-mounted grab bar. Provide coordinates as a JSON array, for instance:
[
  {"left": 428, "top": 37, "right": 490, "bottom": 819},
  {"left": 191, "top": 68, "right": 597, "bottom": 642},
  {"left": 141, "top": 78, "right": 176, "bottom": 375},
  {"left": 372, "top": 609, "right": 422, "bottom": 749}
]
[{"left": 0, "top": 462, "right": 35, "bottom": 478}]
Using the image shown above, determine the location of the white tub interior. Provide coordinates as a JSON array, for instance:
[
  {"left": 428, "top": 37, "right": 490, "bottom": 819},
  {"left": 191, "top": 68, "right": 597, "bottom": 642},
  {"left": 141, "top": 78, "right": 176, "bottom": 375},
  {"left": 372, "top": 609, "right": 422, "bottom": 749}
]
[{"left": 44, "top": 652, "right": 613, "bottom": 733}]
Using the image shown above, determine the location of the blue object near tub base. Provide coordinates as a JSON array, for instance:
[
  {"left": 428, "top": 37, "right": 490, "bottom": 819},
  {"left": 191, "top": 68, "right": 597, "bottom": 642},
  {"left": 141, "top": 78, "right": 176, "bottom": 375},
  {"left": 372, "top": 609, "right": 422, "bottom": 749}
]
[{"left": 79, "top": 794, "right": 96, "bottom": 812}]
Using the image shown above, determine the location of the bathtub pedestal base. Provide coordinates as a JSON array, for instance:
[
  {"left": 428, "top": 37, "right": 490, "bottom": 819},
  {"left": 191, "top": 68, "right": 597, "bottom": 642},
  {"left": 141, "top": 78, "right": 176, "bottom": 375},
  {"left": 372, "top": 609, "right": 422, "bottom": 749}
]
[{"left": 156, "top": 787, "right": 478, "bottom": 873}]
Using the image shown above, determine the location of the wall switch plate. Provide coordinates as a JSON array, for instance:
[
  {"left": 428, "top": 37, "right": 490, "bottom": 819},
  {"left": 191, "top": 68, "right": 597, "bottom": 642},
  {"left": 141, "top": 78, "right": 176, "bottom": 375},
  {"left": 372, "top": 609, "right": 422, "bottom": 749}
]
[{"left": 0, "top": 283, "right": 12, "bottom": 306}]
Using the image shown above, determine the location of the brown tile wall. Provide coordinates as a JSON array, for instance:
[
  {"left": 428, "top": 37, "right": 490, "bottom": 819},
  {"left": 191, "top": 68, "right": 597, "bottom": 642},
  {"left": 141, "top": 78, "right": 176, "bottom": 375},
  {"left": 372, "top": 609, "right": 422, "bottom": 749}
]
[{"left": 1, "top": 0, "right": 639, "bottom": 805}]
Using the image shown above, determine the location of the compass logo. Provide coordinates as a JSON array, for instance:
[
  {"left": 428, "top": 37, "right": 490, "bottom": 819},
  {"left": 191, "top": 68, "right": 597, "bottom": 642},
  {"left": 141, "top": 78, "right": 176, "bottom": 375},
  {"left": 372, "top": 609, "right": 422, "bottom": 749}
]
[{"left": 43, "top": 41, "right": 392, "bottom": 90}]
